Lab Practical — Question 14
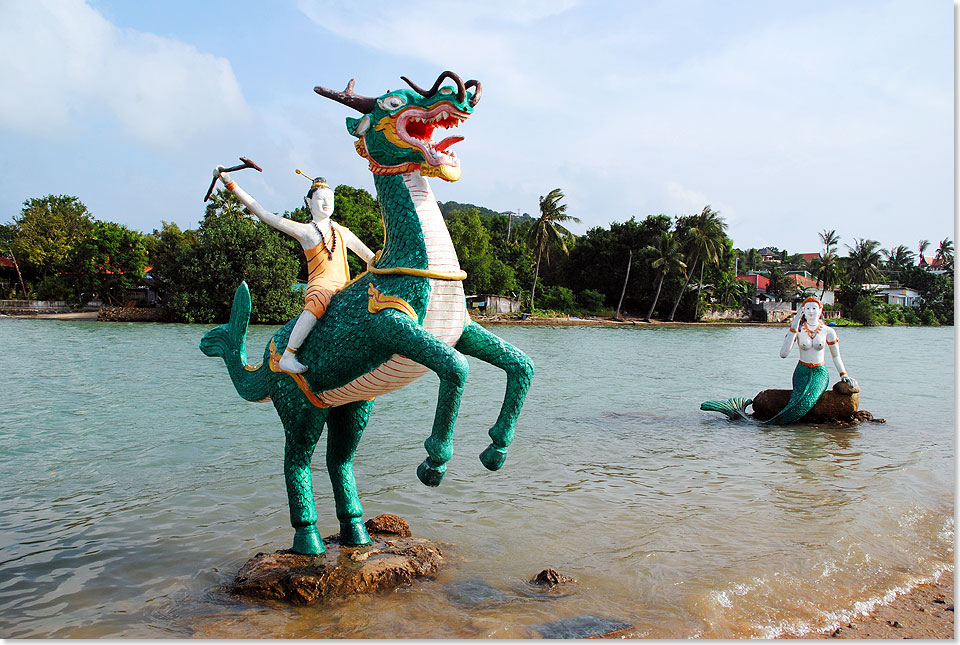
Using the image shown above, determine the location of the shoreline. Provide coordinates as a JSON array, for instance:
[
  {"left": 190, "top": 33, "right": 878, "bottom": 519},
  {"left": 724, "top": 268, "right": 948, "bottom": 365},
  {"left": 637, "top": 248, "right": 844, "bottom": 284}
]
[{"left": 781, "top": 569, "right": 954, "bottom": 639}]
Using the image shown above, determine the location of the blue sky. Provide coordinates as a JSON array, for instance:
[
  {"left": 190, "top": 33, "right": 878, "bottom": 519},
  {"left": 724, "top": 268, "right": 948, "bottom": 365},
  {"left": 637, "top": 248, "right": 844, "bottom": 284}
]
[{"left": 0, "top": 0, "right": 953, "bottom": 255}]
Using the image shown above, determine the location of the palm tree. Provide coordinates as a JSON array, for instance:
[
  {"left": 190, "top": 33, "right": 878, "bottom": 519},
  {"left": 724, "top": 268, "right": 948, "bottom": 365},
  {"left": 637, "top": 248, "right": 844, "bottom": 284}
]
[
  {"left": 935, "top": 237, "right": 953, "bottom": 269},
  {"left": 845, "top": 238, "right": 883, "bottom": 286},
  {"left": 819, "top": 229, "right": 840, "bottom": 254},
  {"left": 812, "top": 252, "right": 844, "bottom": 299},
  {"left": 881, "top": 244, "right": 915, "bottom": 281},
  {"left": 525, "top": 188, "right": 580, "bottom": 311},
  {"left": 644, "top": 231, "right": 686, "bottom": 321},
  {"left": 918, "top": 239, "right": 930, "bottom": 265},
  {"left": 714, "top": 278, "right": 750, "bottom": 308},
  {"left": 667, "top": 205, "right": 727, "bottom": 321}
]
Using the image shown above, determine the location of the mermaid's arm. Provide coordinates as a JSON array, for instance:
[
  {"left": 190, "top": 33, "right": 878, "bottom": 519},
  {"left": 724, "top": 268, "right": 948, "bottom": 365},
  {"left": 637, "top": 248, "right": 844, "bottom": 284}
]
[
  {"left": 826, "top": 328, "right": 852, "bottom": 382},
  {"left": 779, "top": 310, "right": 802, "bottom": 358}
]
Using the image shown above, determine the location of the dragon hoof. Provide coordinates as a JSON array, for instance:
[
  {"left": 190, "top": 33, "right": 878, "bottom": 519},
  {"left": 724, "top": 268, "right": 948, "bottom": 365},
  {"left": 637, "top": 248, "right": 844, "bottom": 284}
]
[
  {"left": 292, "top": 525, "right": 325, "bottom": 555},
  {"left": 417, "top": 458, "right": 446, "bottom": 487},
  {"left": 339, "top": 519, "right": 372, "bottom": 547},
  {"left": 479, "top": 444, "right": 508, "bottom": 471}
]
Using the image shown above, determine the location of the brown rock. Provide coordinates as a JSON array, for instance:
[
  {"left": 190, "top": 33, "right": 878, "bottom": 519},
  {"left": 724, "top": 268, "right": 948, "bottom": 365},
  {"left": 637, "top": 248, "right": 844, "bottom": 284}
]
[
  {"left": 233, "top": 529, "right": 442, "bottom": 605},
  {"left": 752, "top": 385, "right": 859, "bottom": 423},
  {"left": 530, "top": 568, "right": 577, "bottom": 587},
  {"left": 365, "top": 513, "right": 412, "bottom": 537},
  {"left": 832, "top": 380, "right": 860, "bottom": 395}
]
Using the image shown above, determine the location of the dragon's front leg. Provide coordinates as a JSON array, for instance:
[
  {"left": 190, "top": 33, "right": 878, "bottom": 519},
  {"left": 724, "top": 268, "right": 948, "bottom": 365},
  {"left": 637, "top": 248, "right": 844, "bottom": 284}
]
[
  {"left": 379, "top": 312, "right": 469, "bottom": 487},
  {"left": 455, "top": 322, "right": 534, "bottom": 471}
]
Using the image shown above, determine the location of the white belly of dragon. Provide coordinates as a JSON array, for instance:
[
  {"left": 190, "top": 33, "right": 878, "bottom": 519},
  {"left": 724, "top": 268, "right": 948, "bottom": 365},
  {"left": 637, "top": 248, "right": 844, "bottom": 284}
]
[{"left": 318, "top": 172, "right": 466, "bottom": 407}]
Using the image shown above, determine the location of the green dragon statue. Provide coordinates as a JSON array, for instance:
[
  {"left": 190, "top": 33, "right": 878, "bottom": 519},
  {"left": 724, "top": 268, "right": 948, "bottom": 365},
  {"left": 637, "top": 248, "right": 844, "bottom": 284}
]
[{"left": 200, "top": 71, "right": 535, "bottom": 556}]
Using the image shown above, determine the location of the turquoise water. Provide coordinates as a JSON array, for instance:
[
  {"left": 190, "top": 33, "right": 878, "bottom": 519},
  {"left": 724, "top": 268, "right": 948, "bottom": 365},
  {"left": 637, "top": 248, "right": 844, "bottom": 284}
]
[{"left": 0, "top": 319, "right": 953, "bottom": 638}]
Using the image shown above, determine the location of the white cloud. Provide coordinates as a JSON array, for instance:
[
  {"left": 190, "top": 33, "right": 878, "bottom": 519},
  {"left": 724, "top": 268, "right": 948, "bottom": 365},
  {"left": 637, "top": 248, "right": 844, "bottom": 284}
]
[{"left": 0, "top": 0, "right": 252, "bottom": 146}]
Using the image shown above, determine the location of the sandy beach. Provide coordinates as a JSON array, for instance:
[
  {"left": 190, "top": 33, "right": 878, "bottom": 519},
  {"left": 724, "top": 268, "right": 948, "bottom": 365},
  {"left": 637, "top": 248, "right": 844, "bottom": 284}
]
[{"left": 781, "top": 569, "right": 954, "bottom": 639}]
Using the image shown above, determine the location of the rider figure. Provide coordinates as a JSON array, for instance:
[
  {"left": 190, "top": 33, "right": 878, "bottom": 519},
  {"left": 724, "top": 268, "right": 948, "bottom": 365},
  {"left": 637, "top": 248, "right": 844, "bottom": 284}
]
[{"left": 215, "top": 166, "right": 375, "bottom": 373}]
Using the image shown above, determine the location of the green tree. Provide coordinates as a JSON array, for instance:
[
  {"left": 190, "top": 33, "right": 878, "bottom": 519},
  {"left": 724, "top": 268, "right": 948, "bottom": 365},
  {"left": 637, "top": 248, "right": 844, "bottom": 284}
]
[
  {"left": 903, "top": 264, "right": 954, "bottom": 325},
  {"left": 918, "top": 239, "right": 930, "bottom": 262},
  {"left": 713, "top": 277, "right": 751, "bottom": 308},
  {"left": 811, "top": 251, "right": 845, "bottom": 299},
  {"left": 145, "top": 221, "right": 198, "bottom": 304},
  {"left": 667, "top": 205, "right": 727, "bottom": 321},
  {"left": 766, "top": 265, "right": 788, "bottom": 301},
  {"left": 164, "top": 189, "right": 303, "bottom": 323},
  {"left": 819, "top": 229, "right": 840, "bottom": 254},
  {"left": 565, "top": 215, "right": 672, "bottom": 315},
  {"left": 12, "top": 195, "right": 95, "bottom": 298},
  {"left": 844, "top": 238, "right": 883, "bottom": 286},
  {"left": 935, "top": 237, "right": 953, "bottom": 270},
  {"left": 446, "top": 208, "right": 517, "bottom": 295},
  {"left": 850, "top": 294, "right": 879, "bottom": 326},
  {"left": 525, "top": 188, "right": 580, "bottom": 310},
  {"left": 76, "top": 221, "right": 148, "bottom": 304},
  {"left": 644, "top": 230, "right": 686, "bottom": 321},
  {"left": 882, "top": 244, "right": 915, "bottom": 274}
]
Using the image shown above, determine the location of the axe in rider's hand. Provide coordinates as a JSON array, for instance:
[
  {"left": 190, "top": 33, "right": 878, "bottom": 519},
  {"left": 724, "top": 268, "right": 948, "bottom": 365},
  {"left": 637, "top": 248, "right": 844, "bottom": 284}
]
[{"left": 204, "top": 156, "right": 263, "bottom": 201}]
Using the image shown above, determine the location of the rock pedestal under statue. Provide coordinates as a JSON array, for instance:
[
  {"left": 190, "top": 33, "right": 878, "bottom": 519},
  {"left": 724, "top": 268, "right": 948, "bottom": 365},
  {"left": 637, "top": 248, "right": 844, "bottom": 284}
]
[
  {"left": 752, "top": 381, "right": 860, "bottom": 423},
  {"left": 232, "top": 515, "right": 443, "bottom": 605}
]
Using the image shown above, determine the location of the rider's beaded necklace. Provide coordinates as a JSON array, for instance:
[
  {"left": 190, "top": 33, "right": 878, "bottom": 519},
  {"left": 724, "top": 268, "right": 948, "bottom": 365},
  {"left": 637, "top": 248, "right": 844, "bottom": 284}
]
[
  {"left": 802, "top": 319, "right": 823, "bottom": 339},
  {"left": 311, "top": 220, "right": 336, "bottom": 260}
]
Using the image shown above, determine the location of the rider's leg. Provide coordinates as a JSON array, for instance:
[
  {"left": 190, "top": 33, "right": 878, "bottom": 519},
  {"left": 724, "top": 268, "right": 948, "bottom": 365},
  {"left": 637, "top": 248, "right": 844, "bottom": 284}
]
[{"left": 279, "top": 310, "right": 318, "bottom": 373}]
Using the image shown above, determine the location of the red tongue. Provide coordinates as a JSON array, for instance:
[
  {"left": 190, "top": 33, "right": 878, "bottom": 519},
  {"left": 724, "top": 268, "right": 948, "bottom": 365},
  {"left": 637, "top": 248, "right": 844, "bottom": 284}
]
[{"left": 434, "top": 135, "right": 464, "bottom": 153}]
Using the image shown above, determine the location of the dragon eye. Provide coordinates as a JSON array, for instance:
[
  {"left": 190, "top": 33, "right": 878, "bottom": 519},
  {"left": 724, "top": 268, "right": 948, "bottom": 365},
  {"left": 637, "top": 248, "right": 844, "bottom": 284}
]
[{"left": 379, "top": 95, "right": 406, "bottom": 111}]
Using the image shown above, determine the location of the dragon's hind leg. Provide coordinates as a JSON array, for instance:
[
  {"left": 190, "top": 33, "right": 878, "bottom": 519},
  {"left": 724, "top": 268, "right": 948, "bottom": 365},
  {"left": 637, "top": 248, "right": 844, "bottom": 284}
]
[
  {"left": 274, "top": 378, "right": 329, "bottom": 555},
  {"left": 325, "top": 400, "right": 375, "bottom": 547},
  {"left": 455, "top": 322, "right": 534, "bottom": 471}
]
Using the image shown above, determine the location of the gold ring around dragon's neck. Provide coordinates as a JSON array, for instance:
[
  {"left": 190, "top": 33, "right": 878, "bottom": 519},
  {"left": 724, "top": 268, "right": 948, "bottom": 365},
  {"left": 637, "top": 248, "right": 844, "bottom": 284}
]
[{"left": 364, "top": 250, "right": 466, "bottom": 281}]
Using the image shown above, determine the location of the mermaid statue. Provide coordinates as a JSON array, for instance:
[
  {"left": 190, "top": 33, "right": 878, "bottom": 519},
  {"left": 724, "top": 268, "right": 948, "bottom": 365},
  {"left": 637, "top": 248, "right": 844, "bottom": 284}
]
[{"left": 702, "top": 297, "right": 858, "bottom": 423}]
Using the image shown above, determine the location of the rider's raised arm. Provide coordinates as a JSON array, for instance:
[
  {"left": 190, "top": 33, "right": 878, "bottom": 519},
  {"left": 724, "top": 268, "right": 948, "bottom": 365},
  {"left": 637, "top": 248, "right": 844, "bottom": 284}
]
[
  {"left": 341, "top": 227, "right": 376, "bottom": 263},
  {"left": 216, "top": 167, "right": 305, "bottom": 241}
]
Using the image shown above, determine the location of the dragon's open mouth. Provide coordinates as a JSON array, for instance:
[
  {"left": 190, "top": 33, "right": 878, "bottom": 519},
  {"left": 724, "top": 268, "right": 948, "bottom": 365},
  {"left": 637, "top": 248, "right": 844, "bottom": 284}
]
[{"left": 396, "top": 102, "right": 468, "bottom": 167}]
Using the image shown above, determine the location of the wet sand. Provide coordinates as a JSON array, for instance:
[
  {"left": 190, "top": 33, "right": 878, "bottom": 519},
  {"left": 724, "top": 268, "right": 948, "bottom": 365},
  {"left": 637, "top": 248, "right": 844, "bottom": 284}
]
[
  {"left": 4, "top": 311, "right": 99, "bottom": 320},
  {"left": 784, "top": 570, "right": 954, "bottom": 639}
]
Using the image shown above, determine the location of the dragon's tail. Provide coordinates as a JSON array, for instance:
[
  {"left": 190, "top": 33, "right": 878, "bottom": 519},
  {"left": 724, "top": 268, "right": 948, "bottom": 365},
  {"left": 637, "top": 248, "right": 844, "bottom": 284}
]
[
  {"left": 700, "top": 397, "right": 754, "bottom": 421},
  {"left": 200, "top": 282, "right": 274, "bottom": 402}
]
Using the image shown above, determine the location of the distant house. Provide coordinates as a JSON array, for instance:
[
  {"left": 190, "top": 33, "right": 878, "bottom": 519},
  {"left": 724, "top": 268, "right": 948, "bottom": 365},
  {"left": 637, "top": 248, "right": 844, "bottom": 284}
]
[
  {"left": 735, "top": 271, "right": 835, "bottom": 305},
  {"left": 735, "top": 273, "right": 769, "bottom": 292},
  {"left": 465, "top": 294, "right": 521, "bottom": 314},
  {"left": 799, "top": 252, "right": 821, "bottom": 263},
  {"left": 918, "top": 255, "right": 949, "bottom": 274},
  {"left": 863, "top": 284, "right": 922, "bottom": 307},
  {"left": 758, "top": 247, "right": 781, "bottom": 263},
  {"left": 0, "top": 254, "right": 21, "bottom": 297}
]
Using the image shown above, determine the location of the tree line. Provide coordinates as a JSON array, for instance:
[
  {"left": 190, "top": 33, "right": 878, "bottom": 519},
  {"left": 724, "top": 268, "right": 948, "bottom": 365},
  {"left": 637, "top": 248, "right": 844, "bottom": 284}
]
[{"left": 1, "top": 189, "right": 953, "bottom": 326}]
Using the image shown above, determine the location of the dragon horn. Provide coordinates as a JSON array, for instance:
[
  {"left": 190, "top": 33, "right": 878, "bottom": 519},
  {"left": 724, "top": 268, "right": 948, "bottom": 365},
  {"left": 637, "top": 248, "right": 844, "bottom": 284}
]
[
  {"left": 464, "top": 79, "right": 482, "bottom": 107},
  {"left": 400, "top": 71, "right": 466, "bottom": 104},
  {"left": 313, "top": 79, "right": 378, "bottom": 114}
]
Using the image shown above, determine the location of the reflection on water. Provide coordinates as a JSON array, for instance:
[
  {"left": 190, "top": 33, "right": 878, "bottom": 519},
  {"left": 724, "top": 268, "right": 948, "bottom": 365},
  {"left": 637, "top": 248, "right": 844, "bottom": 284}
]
[{"left": 0, "top": 320, "right": 953, "bottom": 638}]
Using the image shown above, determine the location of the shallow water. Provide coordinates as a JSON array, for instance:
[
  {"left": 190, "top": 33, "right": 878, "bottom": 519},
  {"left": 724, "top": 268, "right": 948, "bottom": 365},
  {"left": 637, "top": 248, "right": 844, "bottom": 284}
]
[{"left": 0, "top": 319, "right": 953, "bottom": 638}]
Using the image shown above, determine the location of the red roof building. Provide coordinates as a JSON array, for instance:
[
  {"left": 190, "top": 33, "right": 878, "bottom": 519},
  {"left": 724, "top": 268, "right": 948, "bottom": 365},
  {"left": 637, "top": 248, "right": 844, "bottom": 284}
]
[{"left": 735, "top": 274, "right": 769, "bottom": 290}]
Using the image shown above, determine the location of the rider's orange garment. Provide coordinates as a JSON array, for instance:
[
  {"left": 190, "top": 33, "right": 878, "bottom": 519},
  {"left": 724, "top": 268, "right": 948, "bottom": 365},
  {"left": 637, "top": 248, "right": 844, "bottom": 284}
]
[{"left": 303, "top": 222, "right": 350, "bottom": 318}]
